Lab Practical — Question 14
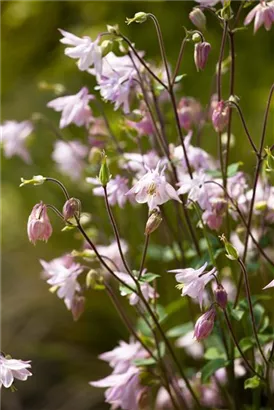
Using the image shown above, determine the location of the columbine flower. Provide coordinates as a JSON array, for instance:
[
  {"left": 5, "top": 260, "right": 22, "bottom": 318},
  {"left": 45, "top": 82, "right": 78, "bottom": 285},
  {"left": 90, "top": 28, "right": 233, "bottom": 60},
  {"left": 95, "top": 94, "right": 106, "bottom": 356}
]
[
  {"left": 194, "top": 307, "right": 216, "bottom": 341},
  {"left": 52, "top": 140, "right": 88, "bottom": 181},
  {"left": 244, "top": 1, "right": 274, "bottom": 33},
  {"left": 115, "top": 271, "right": 158, "bottom": 306},
  {"left": 0, "top": 120, "right": 33, "bottom": 163},
  {"left": 62, "top": 198, "right": 81, "bottom": 220},
  {"left": 27, "top": 201, "right": 53, "bottom": 244},
  {"left": 59, "top": 29, "right": 102, "bottom": 74},
  {"left": 121, "top": 151, "right": 162, "bottom": 178},
  {"left": 169, "top": 262, "right": 216, "bottom": 308},
  {"left": 263, "top": 279, "right": 274, "bottom": 290},
  {"left": 86, "top": 175, "right": 132, "bottom": 208},
  {"left": 177, "top": 98, "right": 203, "bottom": 131},
  {"left": 95, "top": 240, "right": 128, "bottom": 272},
  {"left": 212, "top": 100, "right": 229, "bottom": 132},
  {"left": 47, "top": 87, "right": 94, "bottom": 129},
  {"left": 0, "top": 355, "right": 32, "bottom": 388},
  {"left": 194, "top": 42, "right": 211, "bottom": 71},
  {"left": 177, "top": 171, "right": 210, "bottom": 210},
  {"left": 40, "top": 255, "right": 84, "bottom": 310},
  {"left": 126, "top": 161, "right": 181, "bottom": 211}
]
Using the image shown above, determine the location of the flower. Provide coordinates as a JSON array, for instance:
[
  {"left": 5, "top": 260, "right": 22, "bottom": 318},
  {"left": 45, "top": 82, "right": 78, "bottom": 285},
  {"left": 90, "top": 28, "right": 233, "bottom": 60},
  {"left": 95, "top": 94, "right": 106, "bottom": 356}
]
[
  {"left": 115, "top": 271, "right": 158, "bottom": 306},
  {"left": 121, "top": 150, "right": 162, "bottom": 178},
  {"left": 212, "top": 100, "right": 229, "bottom": 132},
  {"left": 194, "top": 307, "right": 216, "bottom": 341},
  {"left": 126, "top": 161, "right": 181, "bottom": 211},
  {"left": 52, "top": 140, "right": 88, "bottom": 181},
  {"left": 86, "top": 175, "right": 132, "bottom": 208},
  {"left": 40, "top": 255, "right": 84, "bottom": 310},
  {"left": 59, "top": 29, "right": 102, "bottom": 74},
  {"left": 177, "top": 98, "right": 203, "bottom": 131},
  {"left": 189, "top": 8, "right": 206, "bottom": 31},
  {"left": 0, "top": 355, "right": 32, "bottom": 388},
  {"left": 263, "top": 279, "right": 274, "bottom": 290},
  {"left": 175, "top": 330, "right": 204, "bottom": 358},
  {"left": 47, "top": 87, "right": 94, "bottom": 129},
  {"left": 95, "top": 240, "right": 128, "bottom": 272},
  {"left": 27, "top": 201, "right": 53, "bottom": 244},
  {"left": 244, "top": 1, "right": 274, "bottom": 33},
  {"left": 177, "top": 171, "right": 211, "bottom": 210},
  {"left": 194, "top": 42, "right": 211, "bottom": 71},
  {"left": 62, "top": 198, "right": 81, "bottom": 220},
  {"left": 169, "top": 262, "right": 216, "bottom": 308},
  {"left": 0, "top": 120, "right": 33, "bottom": 163},
  {"left": 214, "top": 284, "right": 228, "bottom": 308}
]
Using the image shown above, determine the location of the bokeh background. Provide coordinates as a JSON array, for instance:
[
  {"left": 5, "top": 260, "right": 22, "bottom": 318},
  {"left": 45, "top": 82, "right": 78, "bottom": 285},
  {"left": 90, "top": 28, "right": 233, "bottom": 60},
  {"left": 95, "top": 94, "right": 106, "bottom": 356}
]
[{"left": 1, "top": 1, "right": 274, "bottom": 409}]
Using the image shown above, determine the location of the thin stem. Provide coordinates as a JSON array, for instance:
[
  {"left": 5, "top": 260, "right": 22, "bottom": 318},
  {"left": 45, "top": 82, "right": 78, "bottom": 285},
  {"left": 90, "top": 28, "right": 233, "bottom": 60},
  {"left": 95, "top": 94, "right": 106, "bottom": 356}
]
[
  {"left": 103, "top": 186, "right": 132, "bottom": 276},
  {"left": 138, "top": 234, "right": 150, "bottom": 280},
  {"left": 171, "top": 38, "right": 187, "bottom": 86},
  {"left": 217, "top": 20, "right": 228, "bottom": 101},
  {"left": 45, "top": 177, "right": 70, "bottom": 200},
  {"left": 237, "top": 258, "right": 268, "bottom": 366}
]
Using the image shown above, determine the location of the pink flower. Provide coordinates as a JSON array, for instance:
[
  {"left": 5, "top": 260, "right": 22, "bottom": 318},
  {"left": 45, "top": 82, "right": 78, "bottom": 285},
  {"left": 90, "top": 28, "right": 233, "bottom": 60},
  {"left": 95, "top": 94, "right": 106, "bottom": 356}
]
[
  {"left": 95, "top": 240, "right": 128, "bottom": 272},
  {"left": 212, "top": 100, "right": 229, "bottom": 132},
  {"left": 194, "top": 308, "right": 216, "bottom": 341},
  {"left": 86, "top": 175, "right": 132, "bottom": 208},
  {"left": 115, "top": 271, "right": 158, "bottom": 306},
  {"left": 263, "top": 279, "right": 274, "bottom": 290},
  {"left": 244, "top": 1, "right": 274, "bottom": 33},
  {"left": 59, "top": 29, "right": 102, "bottom": 74},
  {"left": 0, "top": 120, "right": 33, "bottom": 163},
  {"left": 194, "top": 42, "right": 211, "bottom": 71},
  {"left": 177, "top": 171, "right": 211, "bottom": 210},
  {"left": 126, "top": 161, "right": 181, "bottom": 211},
  {"left": 169, "top": 262, "right": 216, "bottom": 308},
  {"left": 177, "top": 98, "right": 203, "bottom": 131},
  {"left": 52, "top": 140, "right": 88, "bottom": 181},
  {"left": 0, "top": 355, "right": 32, "bottom": 388},
  {"left": 121, "top": 151, "right": 162, "bottom": 178},
  {"left": 47, "top": 87, "right": 94, "bottom": 129},
  {"left": 27, "top": 201, "right": 53, "bottom": 244},
  {"left": 40, "top": 255, "right": 84, "bottom": 310}
]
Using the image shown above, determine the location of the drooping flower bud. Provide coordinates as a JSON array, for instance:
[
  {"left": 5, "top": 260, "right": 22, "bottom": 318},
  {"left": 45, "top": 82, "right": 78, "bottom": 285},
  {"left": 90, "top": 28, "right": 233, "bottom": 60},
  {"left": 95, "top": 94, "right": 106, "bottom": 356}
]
[
  {"left": 194, "top": 308, "right": 216, "bottom": 341},
  {"left": 145, "top": 209, "right": 162, "bottom": 235},
  {"left": 194, "top": 42, "right": 211, "bottom": 71},
  {"left": 27, "top": 201, "right": 53, "bottom": 244},
  {"left": 62, "top": 198, "right": 81, "bottom": 220},
  {"left": 71, "top": 295, "right": 85, "bottom": 321},
  {"left": 98, "top": 153, "right": 111, "bottom": 187},
  {"left": 126, "top": 12, "right": 148, "bottom": 25},
  {"left": 20, "top": 175, "right": 46, "bottom": 187},
  {"left": 212, "top": 100, "right": 229, "bottom": 132},
  {"left": 189, "top": 8, "right": 206, "bottom": 31},
  {"left": 214, "top": 284, "right": 228, "bottom": 309}
]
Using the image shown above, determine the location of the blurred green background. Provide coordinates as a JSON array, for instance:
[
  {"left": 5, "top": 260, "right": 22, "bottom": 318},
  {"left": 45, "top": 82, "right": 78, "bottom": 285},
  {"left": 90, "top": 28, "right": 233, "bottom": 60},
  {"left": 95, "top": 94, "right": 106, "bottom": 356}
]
[{"left": 1, "top": 1, "right": 274, "bottom": 409}]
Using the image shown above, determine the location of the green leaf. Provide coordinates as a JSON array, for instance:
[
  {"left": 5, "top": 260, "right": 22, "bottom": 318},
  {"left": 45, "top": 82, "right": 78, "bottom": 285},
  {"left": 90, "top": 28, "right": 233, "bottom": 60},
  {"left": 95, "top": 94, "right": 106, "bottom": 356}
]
[
  {"left": 238, "top": 337, "right": 255, "bottom": 353},
  {"left": 244, "top": 376, "right": 261, "bottom": 390},
  {"left": 119, "top": 284, "right": 135, "bottom": 296},
  {"left": 174, "top": 74, "right": 187, "bottom": 83},
  {"left": 166, "top": 322, "right": 193, "bottom": 338},
  {"left": 61, "top": 225, "right": 76, "bottom": 232},
  {"left": 133, "top": 357, "right": 156, "bottom": 367},
  {"left": 227, "top": 162, "right": 243, "bottom": 177},
  {"left": 201, "top": 358, "right": 228, "bottom": 383},
  {"left": 204, "top": 347, "right": 226, "bottom": 360},
  {"left": 139, "top": 273, "right": 160, "bottom": 283}
]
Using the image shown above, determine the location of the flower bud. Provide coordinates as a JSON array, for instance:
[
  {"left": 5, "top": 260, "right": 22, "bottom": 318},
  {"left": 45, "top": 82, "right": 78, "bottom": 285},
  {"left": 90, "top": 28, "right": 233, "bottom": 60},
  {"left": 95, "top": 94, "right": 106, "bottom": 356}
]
[
  {"left": 214, "top": 284, "right": 228, "bottom": 309},
  {"left": 27, "top": 201, "right": 53, "bottom": 244},
  {"left": 62, "top": 198, "right": 81, "bottom": 220},
  {"left": 194, "top": 308, "right": 216, "bottom": 341},
  {"left": 212, "top": 100, "right": 229, "bottom": 132},
  {"left": 98, "top": 153, "right": 111, "bottom": 187},
  {"left": 145, "top": 209, "right": 162, "bottom": 235},
  {"left": 194, "top": 42, "right": 211, "bottom": 71},
  {"left": 71, "top": 295, "right": 85, "bottom": 321},
  {"left": 126, "top": 12, "right": 148, "bottom": 25},
  {"left": 20, "top": 175, "right": 46, "bottom": 187},
  {"left": 106, "top": 24, "right": 120, "bottom": 35},
  {"left": 189, "top": 8, "right": 206, "bottom": 31},
  {"left": 219, "top": 234, "right": 239, "bottom": 261}
]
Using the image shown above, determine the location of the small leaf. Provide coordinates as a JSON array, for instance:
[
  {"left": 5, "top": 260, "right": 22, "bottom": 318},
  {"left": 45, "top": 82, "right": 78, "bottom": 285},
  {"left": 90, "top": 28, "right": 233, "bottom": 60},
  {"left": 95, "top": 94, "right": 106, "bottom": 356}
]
[
  {"left": 119, "top": 284, "right": 135, "bottom": 296},
  {"left": 204, "top": 347, "right": 226, "bottom": 360},
  {"left": 61, "top": 225, "right": 76, "bottom": 232},
  {"left": 134, "top": 357, "right": 156, "bottom": 367},
  {"left": 238, "top": 337, "right": 255, "bottom": 353},
  {"left": 139, "top": 273, "right": 160, "bottom": 283},
  {"left": 174, "top": 74, "right": 187, "bottom": 83},
  {"left": 244, "top": 376, "right": 261, "bottom": 390},
  {"left": 231, "top": 308, "right": 245, "bottom": 321},
  {"left": 166, "top": 322, "right": 193, "bottom": 338},
  {"left": 227, "top": 162, "right": 243, "bottom": 177},
  {"left": 201, "top": 358, "right": 228, "bottom": 383}
]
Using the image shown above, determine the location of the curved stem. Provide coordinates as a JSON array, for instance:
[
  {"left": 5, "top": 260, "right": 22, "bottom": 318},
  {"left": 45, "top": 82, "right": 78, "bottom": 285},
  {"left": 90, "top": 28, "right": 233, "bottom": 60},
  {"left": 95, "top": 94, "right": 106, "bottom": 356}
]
[
  {"left": 171, "top": 38, "right": 187, "bottom": 86},
  {"left": 138, "top": 234, "right": 150, "bottom": 280},
  {"left": 45, "top": 177, "right": 70, "bottom": 200}
]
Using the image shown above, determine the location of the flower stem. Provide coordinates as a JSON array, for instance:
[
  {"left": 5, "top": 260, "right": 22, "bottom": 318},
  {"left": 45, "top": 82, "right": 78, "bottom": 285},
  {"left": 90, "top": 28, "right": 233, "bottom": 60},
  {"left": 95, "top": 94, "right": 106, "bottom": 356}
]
[{"left": 138, "top": 234, "right": 150, "bottom": 280}]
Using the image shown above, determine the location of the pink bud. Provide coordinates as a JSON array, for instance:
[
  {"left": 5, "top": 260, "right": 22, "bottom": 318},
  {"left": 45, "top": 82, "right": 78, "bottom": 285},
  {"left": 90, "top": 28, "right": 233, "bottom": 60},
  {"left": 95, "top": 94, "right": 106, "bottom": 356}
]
[
  {"left": 194, "top": 308, "right": 216, "bottom": 341},
  {"left": 194, "top": 42, "right": 211, "bottom": 71},
  {"left": 62, "top": 197, "right": 81, "bottom": 220},
  {"left": 145, "top": 209, "right": 162, "bottom": 235},
  {"left": 212, "top": 100, "right": 229, "bottom": 132},
  {"left": 27, "top": 201, "right": 53, "bottom": 244},
  {"left": 71, "top": 296, "right": 85, "bottom": 321},
  {"left": 214, "top": 284, "right": 228, "bottom": 309}
]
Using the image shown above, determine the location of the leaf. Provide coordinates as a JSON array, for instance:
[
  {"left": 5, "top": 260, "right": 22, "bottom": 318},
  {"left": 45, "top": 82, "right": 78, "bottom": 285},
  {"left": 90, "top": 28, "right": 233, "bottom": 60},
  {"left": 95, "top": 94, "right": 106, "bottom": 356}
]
[
  {"left": 227, "top": 302, "right": 245, "bottom": 321},
  {"left": 238, "top": 337, "right": 255, "bottom": 353},
  {"left": 174, "top": 74, "right": 187, "bottom": 83},
  {"left": 227, "top": 162, "right": 243, "bottom": 177},
  {"left": 119, "top": 284, "right": 135, "bottom": 296},
  {"left": 61, "top": 225, "right": 76, "bottom": 232},
  {"left": 166, "top": 322, "right": 193, "bottom": 338},
  {"left": 139, "top": 273, "right": 160, "bottom": 283},
  {"left": 244, "top": 376, "right": 261, "bottom": 390},
  {"left": 134, "top": 357, "right": 156, "bottom": 367},
  {"left": 204, "top": 347, "right": 226, "bottom": 360},
  {"left": 201, "top": 358, "right": 228, "bottom": 383}
]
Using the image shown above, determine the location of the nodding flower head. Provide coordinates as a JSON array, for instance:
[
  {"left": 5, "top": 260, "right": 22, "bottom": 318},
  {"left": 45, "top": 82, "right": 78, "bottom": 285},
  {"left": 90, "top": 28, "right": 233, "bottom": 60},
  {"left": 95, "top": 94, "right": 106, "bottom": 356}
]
[
  {"left": 194, "top": 307, "right": 216, "bottom": 341},
  {"left": 194, "top": 41, "right": 211, "bottom": 71},
  {"left": 27, "top": 201, "right": 52, "bottom": 244}
]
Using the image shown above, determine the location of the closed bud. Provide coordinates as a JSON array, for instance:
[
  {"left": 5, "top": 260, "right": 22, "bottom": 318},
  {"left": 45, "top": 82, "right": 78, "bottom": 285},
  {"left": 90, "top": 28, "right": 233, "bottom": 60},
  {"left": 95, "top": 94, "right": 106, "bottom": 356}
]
[
  {"left": 212, "top": 100, "right": 229, "bottom": 132},
  {"left": 63, "top": 198, "right": 81, "bottom": 220},
  {"left": 189, "top": 8, "right": 206, "bottom": 31},
  {"left": 194, "top": 42, "right": 211, "bottom": 71},
  {"left": 219, "top": 234, "right": 239, "bottom": 261},
  {"left": 27, "top": 201, "right": 53, "bottom": 245},
  {"left": 126, "top": 12, "right": 148, "bottom": 25},
  {"left": 98, "top": 153, "right": 111, "bottom": 187},
  {"left": 71, "top": 295, "right": 85, "bottom": 321},
  {"left": 194, "top": 308, "right": 216, "bottom": 341},
  {"left": 145, "top": 209, "right": 162, "bottom": 235},
  {"left": 106, "top": 24, "right": 120, "bottom": 35},
  {"left": 192, "top": 32, "right": 201, "bottom": 43},
  {"left": 214, "top": 284, "right": 228, "bottom": 309},
  {"left": 20, "top": 175, "right": 46, "bottom": 187}
]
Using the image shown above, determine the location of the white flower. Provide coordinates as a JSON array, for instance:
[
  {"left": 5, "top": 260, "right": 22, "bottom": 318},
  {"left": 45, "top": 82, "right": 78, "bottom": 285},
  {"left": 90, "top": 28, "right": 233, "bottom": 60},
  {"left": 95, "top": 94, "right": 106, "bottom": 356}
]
[
  {"left": 86, "top": 175, "right": 132, "bottom": 208},
  {"left": 52, "top": 140, "right": 88, "bottom": 181},
  {"left": 263, "top": 279, "right": 274, "bottom": 290},
  {"left": 115, "top": 271, "right": 158, "bottom": 306},
  {"left": 169, "top": 262, "right": 216, "bottom": 308},
  {"left": 0, "top": 120, "right": 33, "bottom": 163},
  {"left": 177, "top": 171, "right": 210, "bottom": 210},
  {"left": 0, "top": 355, "right": 32, "bottom": 388},
  {"left": 126, "top": 161, "right": 181, "bottom": 211},
  {"left": 121, "top": 151, "right": 162, "bottom": 178},
  {"left": 47, "top": 87, "right": 94, "bottom": 129},
  {"left": 40, "top": 256, "right": 84, "bottom": 310},
  {"left": 59, "top": 29, "right": 102, "bottom": 74}
]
